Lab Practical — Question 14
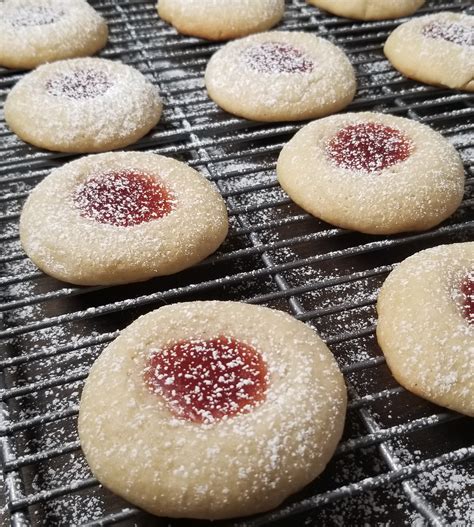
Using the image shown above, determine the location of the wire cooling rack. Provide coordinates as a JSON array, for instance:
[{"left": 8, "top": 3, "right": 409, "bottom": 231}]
[{"left": 0, "top": 0, "right": 473, "bottom": 525}]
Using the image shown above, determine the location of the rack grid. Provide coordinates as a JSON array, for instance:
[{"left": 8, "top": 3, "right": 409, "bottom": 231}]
[{"left": 0, "top": 0, "right": 473, "bottom": 525}]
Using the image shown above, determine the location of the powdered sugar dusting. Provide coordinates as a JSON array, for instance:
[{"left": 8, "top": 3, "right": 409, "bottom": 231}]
[
  {"left": 158, "top": 0, "right": 285, "bottom": 40},
  {"left": 205, "top": 31, "right": 356, "bottom": 121},
  {"left": 0, "top": 0, "right": 108, "bottom": 69},
  {"left": 5, "top": 57, "right": 162, "bottom": 152},
  {"left": 243, "top": 42, "right": 314, "bottom": 74},
  {"left": 46, "top": 69, "right": 112, "bottom": 100},
  {"left": 78, "top": 301, "right": 346, "bottom": 519},
  {"left": 277, "top": 111, "right": 465, "bottom": 234},
  {"left": 384, "top": 12, "right": 474, "bottom": 91},
  {"left": 0, "top": 0, "right": 472, "bottom": 524},
  {"left": 388, "top": 439, "right": 474, "bottom": 526},
  {"left": 7, "top": 6, "right": 64, "bottom": 27},
  {"left": 327, "top": 123, "right": 412, "bottom": 173},
  {"left": 422, "top": 21, "right": 474, "bottom": 47},
  {"left": 144, "top": 336, "right": 268, "bottom": 424},
  {"left": 73, "top": 170, "right": 175, "bottom": 227},
  {"left": 19, "top": 151, "right": 228, "bottom": 285},
  {"left": 377, "top": 242, "right": 474, "bottom": 416}
]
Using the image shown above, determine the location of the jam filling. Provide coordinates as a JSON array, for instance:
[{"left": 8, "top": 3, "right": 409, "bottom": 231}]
[
  {"left": 460, "top": 272, "right": 473, "bottom": 325},
  {"left": 46, "top": 70, "right": 112, "bottom": 100},
  {"left": 73, "top": 170, "right": 174, "bottom": 228},
  {"left": 8, "top": 6, "right": 64, "bottom": 27},
  {"left": 244, "top": 42, "right": 314, "bottom": 74},
  {"left": 422, "top": 22, "right": 473, "bottom": 47},
  {"left": 145, "top": 336, "right": 268, "bottom": 424},
  {"left": 327, "top": 123, "right": 412, "bottom": 173}
]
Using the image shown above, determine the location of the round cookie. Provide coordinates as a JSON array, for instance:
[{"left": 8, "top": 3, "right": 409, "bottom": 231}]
[
  {"left": 376, "top": 243, "right": 474, "bottom": 417},
  {"left": 20, "top": 152, "right": 228, "bottom": 286},
  {"left": 277, "top": 112, "right": 465, "bottom": 234},
  {"left": 157, "top": 0, "right": 285, "bottom": 41},
  {"left": 384, "top": 12, "right": 474, "bottom": 92},
  {"left": 79, "top": 301, "right": 347, "bottom": 520},
  {"left": 306, "top": 0, "right": 425, "bottom": 21},
  {"left": 205, "top": 31, "right": 356, "bottom": 122},
  {"left": 0, "top": 0, "right": 108, "bottom": 69},
  {"left": 5, "top": 57, "right": 162, "bottom": 153}
]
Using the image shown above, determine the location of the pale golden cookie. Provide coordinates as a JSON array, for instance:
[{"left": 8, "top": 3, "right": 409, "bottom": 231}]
[
  {"left": 277, "top": 112, "right": 465, "bottom": 234},
  {"left": 377, "top": 243, "right": 474, "bottom": 416},
  {"left": 384, "top": 12, "right": 474, "bottom": 92},
  {"left": 20, "top": 152, "right": 228, "bottom": 286},
  {"left": 307, "top": 0, "right": 425, "bottom": 21},
  {"left": 0, "top": 0, "right": 108, "bottom": 69},
  {"left": 157, "top": 0, "right": 285, "bottom": 41},
  {"left": 79, "top": 301, "right": 347, "bottom": 520},
  {"left": 205, "top": 31, "right": 356, "bottom": 122},
  {"left": 5, "top": 57, "right": 162, "bottom": 153}
]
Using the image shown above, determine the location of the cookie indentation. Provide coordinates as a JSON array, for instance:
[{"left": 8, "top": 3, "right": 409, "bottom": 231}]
[
  {"left": 244, "top": 42, "right": 314, "bottom": 74},
  {"left": 145, "top": 336, "right": 268, "bottom": 424},
  {"left": 46, "top": 69, "right": 112, "bottom": 100},
  {"left": 327, "top": 123, "right": 412, "bottom": 173},
  {"left": 73, "top": 170, "right": 174, "bottom": 227},
  {"left": 422, "top": 22, "right": 473, "bottom": 47}
]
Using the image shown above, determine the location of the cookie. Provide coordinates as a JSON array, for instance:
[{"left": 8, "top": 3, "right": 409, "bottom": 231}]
[
  {"left": 307, "top": 0, "right": 425, "bottom": 21},
  {"left": 0, "top": 0, "right": 108, "bottom": 69},
  {"left": 384, "top": 12, "right": 474, "bottom": 92},
  {"left": 20, "top": 152, "right": 229, "bottom": 286},
  {"left": 5, "top": 57, "right": 162, "bottom": 153},
  {"left": 79, "top": 301, "right": 347, "bottom": 520},
  {"left": 376, "top": 243, "right": 474, "bottom": 417},
  {"left": 277, "top": 112, "right": 465, "bottom": 234},
  {"left": 205, "top": 31, "right": 356, "bottom": 122},
  {"left": 157, "top": 0, "right": 285, "bottom": 41}
]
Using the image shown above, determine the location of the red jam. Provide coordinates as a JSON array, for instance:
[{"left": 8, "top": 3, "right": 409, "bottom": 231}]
[
  {"left": 73, "top": 170, "right": 174, "bottom": 227},
  {"left": 144, "top": 336, "right": 268, "bottom": 424},
  {"left": 327, "top": 123, "right": 412, "bottom": 173},
  {"left": 46, "top": 70, "right": 112, "bottom": 100},
  {"left": 460, "top": 272, "right": 474, "bottom": 325},
  {"left": 422, "top": 22, "right": 473, "bottom": 47},
  {"left": 9, "top": 6, "right": 63, "bottom": 27},
  {"left": 244, "top": 42, "right": 314, "bottom": 74}
]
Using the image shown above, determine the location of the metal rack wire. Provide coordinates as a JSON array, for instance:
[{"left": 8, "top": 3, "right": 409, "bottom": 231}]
[{"left": 0, "top": 0, "right": 473, "bottom": 525}]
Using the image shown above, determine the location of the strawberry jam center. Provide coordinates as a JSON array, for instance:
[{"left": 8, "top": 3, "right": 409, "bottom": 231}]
[
  {"left": 460, "top": 272, "right": 474, "bottom": 325},
  {"left": 46, "top": 70, "right": 112, "bottom": 100},
  {"left": 145, "top": 336, "right": 268, "bottom": 424},
  {"left": 328, "top": 123, "right": 412, "bottom": 173},
  {"left": 9, "top": 6, "right": 63, "bottom": 27},
  {"left": 73, "top": 170, "right": 174, "bottom": 227},
  {"left": 422, "top": 22, "right": 473, "bottom": 47},
  {"left": 244, "top": 42, "right": 314, "bottom": 74}
]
